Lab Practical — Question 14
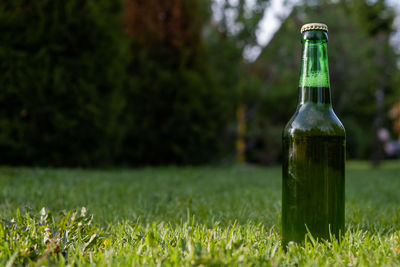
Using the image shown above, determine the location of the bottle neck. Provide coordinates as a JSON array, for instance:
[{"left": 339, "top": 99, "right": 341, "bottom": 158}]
[{"left": 298, "top": 36, "right": 331, "bottom": 106}]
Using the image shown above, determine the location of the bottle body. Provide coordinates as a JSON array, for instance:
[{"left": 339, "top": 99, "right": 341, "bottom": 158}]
[
  {"left": 282, "top": 97, "right": 345, "bottom": 246},
  {"left": 282, "top": 27, "right": 345, "bottom": 246}
]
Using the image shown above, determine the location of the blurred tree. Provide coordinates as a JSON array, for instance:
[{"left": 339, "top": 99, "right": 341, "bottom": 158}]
[
  {"left": 205, "top": 0, "right": 270, "bottom": 162},
  {"left": 340, "top": 0, "right": 398, "bottom": 165},
  {"left": 249, "top": 0, "right": 400, "bottom": 164},
  {"left": 211, "top": 0, "right": 270, "bottom": 49},
  {"left": 0, "top": 0, "right": 397, "bottom": 166},
  {"left": 122, "top": 0, "right": 231, "bottom": 165},
  {"left": 0, "top": 0, "right": 128, "bottom": 166}
]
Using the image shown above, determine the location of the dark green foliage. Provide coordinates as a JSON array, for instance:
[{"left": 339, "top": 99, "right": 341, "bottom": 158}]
[
  {"left": 0, "top": 0, "right": 128, "bottom": 166},
  {"left": 0, "top": 0, "right": 398, "bottom": 166},
  {"left": 124, "top": 52, "right": 230, "bottom": 164},
  {"left": 122, "top": 0, "right": 232, "bottom": 165},
  {"left": 0, "top": 0, "right": 235, "bottom": 166}
]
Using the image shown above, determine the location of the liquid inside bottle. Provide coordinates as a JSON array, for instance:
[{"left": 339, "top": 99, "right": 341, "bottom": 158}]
[{"left": 282, "top": 24, "right": 345, "bottom": 247}]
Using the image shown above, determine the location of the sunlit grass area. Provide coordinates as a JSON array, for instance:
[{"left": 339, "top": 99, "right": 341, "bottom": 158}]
[{"left": 1, "top": 161, "right": 400, "bottom": 265}]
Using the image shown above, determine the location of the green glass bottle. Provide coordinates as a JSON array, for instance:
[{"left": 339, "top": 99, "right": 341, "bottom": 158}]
[{"left": 282, "top": 23, "right": 345, "bottom": 246}]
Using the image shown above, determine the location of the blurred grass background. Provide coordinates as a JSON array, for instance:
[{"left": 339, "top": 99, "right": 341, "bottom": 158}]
[{"left": 1, "top": 161, "right": 399, "bottom": 229}]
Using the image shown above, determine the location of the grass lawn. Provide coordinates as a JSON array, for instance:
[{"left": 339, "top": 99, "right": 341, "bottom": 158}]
[{"left": 1, "top": 161, "right": 400, "bottom": 266}]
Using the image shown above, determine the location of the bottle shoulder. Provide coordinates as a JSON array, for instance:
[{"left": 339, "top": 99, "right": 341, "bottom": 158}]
[{"left": 283, "top": 103, "right": 345, "bottom": 137}]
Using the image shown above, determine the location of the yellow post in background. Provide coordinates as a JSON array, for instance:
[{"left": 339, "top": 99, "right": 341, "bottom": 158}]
[
  {"left": 236, "top": 104, "right": 246, "bottom": 164},
  {"left": 389, "top": 102, "right": 400, "bottom": 140}
]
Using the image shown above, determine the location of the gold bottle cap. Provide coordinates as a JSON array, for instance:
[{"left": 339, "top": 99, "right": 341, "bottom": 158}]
[{"left": 300, "top": 23, "right": 328, "bottom": 33}]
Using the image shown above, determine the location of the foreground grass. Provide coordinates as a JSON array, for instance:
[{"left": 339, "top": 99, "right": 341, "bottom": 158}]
[{"left": 0, "top": 161, "right": 400, "bottom": 265}]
